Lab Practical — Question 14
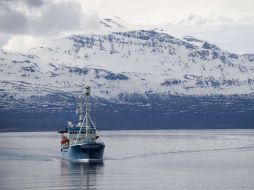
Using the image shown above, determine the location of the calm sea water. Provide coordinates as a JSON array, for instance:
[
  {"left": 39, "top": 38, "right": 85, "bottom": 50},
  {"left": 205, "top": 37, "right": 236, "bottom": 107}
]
[{"left": 0, "top": 130, "right": 254, "bottom": 190}]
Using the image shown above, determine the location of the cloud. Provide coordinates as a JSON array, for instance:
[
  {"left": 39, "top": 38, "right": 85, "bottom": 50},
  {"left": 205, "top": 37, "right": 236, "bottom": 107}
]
[
  {"left": 0, "top": 1, "right": 253, "bottom": 54},
  {"left": 24, "top": 0, "right": 44, "bottom": 7},
  {"left": 0, "top": 0, "right": 44, "bottom": 12},
  {"left": 30, "top": 1, "right": 82, "bottom": 35},
  {"left": 0, "top": 9, "right": 28, "bottom": 34},
  {"left": 0, "top": 33, "right": 11, "bottom": 48},
  {"left": 0, "top": 0, "right": 103, "bottom": 52},
  {"left": 0, "top": 0, "right": 101, "bottom": 36},
  {"left": 180, "top": 14, "right": 236, "bottom": 25},
  {"left": 2, "top": 35, "right": 44, "bottom": 52},
  {"left": 164, "top": 15, "right": 254, "bottom": 54}
]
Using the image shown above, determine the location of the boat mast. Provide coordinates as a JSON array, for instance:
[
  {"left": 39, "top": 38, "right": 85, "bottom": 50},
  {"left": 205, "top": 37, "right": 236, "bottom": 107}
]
[
  {"left": 85, "top": 86, "right": 91, "bottom": 138},
  {"left": 78, "top": 95, "right": 83, "bottom": 125}
]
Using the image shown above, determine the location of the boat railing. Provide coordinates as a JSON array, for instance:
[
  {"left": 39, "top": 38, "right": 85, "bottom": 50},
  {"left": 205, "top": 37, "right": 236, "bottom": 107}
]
[{"left": 71, "top": 138, "right": 104, "bottom": 145}]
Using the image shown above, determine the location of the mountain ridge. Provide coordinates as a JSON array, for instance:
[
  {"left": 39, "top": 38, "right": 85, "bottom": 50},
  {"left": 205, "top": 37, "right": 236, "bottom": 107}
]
[
  {"left": 1, "top": 29, "right": 254, "bottom": 100},
  {"left": 0, "top": 19, "right": 254, "bottom": 130}
]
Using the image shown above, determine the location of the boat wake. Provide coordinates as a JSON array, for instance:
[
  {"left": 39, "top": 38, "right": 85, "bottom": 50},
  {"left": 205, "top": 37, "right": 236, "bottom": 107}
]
[
  {"left": 0, "top": 151, "right": 61, "bottom": 162},
  {"left": 105, "top": 144, "right": 254, "bottom": 161}
]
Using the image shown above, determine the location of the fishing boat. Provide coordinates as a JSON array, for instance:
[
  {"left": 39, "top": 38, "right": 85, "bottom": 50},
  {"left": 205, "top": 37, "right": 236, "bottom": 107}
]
[{"left": 59, "top": 86, "right": 105, "bottom": 163}]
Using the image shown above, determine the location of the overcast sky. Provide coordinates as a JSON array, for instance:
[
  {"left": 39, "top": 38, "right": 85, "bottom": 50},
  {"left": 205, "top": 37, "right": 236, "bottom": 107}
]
[{"left": 0, "top": 0, "right": 253, "bottom": 54}]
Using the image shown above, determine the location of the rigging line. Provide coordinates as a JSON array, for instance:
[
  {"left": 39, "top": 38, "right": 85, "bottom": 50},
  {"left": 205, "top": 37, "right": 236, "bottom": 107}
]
[
  {"left": 88, "top": 113, "right": 97, "bottom": 130},
  {"left": 94, "top": 96, "right": 97, "bottom": 129},
  {"left": 75, "top": 112, "right": 86, "bottom": 143}
]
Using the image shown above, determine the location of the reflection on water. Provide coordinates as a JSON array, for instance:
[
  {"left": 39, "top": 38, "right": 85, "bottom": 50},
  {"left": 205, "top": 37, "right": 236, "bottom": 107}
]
[
  {"left": 0, "top": 131, "right": 254, "bottom": 190},
  {"left": 60, "top": 160, "right": 104, "bottom": 190}
]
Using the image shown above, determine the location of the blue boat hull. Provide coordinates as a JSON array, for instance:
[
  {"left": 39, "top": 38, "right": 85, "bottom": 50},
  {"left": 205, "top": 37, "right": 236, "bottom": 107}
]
[{"left": 62, "top": 143, "right": 105, "bottom": 163}]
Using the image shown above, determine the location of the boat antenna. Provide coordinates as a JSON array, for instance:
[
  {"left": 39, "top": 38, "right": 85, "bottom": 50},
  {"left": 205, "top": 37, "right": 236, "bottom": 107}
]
[{"left": 85, "top": 86, "right": 91, "bottom": 138}]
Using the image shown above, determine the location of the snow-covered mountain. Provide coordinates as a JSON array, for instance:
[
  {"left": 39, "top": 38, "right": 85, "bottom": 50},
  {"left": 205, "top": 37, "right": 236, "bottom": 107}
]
[
  {"left": 1, "top": 18, "right": 254, "bottom": 130},
  {"left": 1, "top": 29, "right": 254, "bottom": 100}
]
